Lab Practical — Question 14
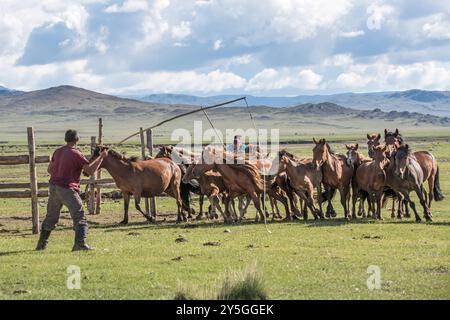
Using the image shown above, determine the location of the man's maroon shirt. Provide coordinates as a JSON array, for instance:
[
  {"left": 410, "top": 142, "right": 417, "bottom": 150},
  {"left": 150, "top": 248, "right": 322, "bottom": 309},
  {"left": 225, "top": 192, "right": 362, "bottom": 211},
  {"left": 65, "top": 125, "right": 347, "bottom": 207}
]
[{"left": 49, "top": 145, "right": 89, "bottom": 191}]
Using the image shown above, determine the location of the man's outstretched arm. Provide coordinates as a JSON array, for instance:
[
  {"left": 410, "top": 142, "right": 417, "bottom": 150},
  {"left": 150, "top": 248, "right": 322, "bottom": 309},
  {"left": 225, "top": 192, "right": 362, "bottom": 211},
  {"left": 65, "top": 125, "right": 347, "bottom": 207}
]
[{"left": 82, "top": 150, "right": 108, "bottom": 176}]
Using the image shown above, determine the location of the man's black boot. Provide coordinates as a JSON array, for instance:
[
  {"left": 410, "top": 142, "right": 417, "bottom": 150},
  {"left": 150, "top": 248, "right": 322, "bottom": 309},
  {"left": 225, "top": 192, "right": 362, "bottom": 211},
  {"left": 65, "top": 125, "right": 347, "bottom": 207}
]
[
  {"left": 72, "top": 225, "right": 93, "bottom": 251},
  {"left": 35, "top": 230, "right": 51, "bottom": 251}
]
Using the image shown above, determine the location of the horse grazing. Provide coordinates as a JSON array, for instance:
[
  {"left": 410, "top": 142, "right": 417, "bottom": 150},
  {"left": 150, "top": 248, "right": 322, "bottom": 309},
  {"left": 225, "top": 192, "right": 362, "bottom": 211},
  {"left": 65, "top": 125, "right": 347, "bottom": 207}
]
[
  {"left": 92, "top": 146, "right": 183, "bottom": 224},
  {"left": 386, "top": 144, "right": 432, "bottom": 222},
  {"left": 312, "top": 138, "right": 353, "bottom": 220},
  {"left": 351, "top": 145, "right": 390, "bottom": 220},
  {"left": 278, "top": 150, "right": 324, "bottom": 220},
  {"left": 384, "top": 129, "right": 444, "bottom": 206},
  {"left": 155, "top": 146, "right": 203, "bottom": 218}
]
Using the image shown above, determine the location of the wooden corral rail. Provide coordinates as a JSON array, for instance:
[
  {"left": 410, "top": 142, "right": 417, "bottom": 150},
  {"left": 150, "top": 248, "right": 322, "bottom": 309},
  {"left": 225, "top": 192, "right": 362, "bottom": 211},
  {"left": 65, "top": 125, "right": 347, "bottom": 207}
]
[{"left": 0, "top": 120, "right": 118, "bottom": 234}]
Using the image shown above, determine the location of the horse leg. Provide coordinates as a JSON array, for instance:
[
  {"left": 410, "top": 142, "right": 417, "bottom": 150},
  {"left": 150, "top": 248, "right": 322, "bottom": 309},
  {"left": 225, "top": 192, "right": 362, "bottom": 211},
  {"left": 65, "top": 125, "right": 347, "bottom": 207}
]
[
  {"left": 120, "top": 193, "right": 130, "bottom": 224},
  {"left": 133, "top": 192, "right": 153, "bottom": 222},
  {"left": 250, "top": 192, "right": 264, "bottom": 223},
  {"left": 351, "top": 186, "right": 359, "bottom": 220},
  {"left": 391, "top": 197, "right": 396, "bottom": 219},
  {"left": 414, "top": 185, "right": 432, "bottom": 222},
  {"left": 427, "top": 176, "right": 435, "bottom": 208},
  {"left": 198, "top": 194, "right": 204, "bottom": 219},
  {"left": 340, "top": 186, "right": 350, "bottom": 221},
  {"left": 399, "top": 191, "right": 420, "bottom": 222},
  {"left": 376, "top": 191, "right": 384, "bottom": 220},
  {"left": 268, "top": 189, "right": 289, "bottom": 220},
  {"left": 317, "top": 184, "right": 324, "bottom": 219}
]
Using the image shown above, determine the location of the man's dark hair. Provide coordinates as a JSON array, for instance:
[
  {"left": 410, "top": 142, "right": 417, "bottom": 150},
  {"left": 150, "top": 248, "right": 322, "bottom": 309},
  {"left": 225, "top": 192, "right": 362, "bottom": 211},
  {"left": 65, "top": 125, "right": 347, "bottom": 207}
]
[{"left": 65, "top": 129, "right": 79, "bottom": 143}]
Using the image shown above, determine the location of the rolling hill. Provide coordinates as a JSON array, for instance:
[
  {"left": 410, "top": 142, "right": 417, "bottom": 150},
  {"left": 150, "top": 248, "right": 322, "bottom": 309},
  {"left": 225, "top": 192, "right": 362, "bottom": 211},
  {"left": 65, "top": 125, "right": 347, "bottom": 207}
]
[{"left": 137, "top": 90, "right": 450, "bottom": 117}]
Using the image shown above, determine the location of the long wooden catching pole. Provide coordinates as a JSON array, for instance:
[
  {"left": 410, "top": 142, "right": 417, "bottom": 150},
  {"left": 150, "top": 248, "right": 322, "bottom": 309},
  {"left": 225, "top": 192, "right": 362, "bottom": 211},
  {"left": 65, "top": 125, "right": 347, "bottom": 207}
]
[
  {"left": 117, "top": 97, "right": 246, "bottom": 145},
  {"left": 88, "top": 136, "right": 96, "bottom": 215},
  {"left": 139, "top": 127, "right": 150, "bottom": 215},
  {"left": 27, "top": 127, "right": 40, "bottom": 234},
  {"left": 95, "top": 118, "right": 103, "bottom": 214},
  {"left": 147, "top": 129, "right": 157, "bottom": 216}
]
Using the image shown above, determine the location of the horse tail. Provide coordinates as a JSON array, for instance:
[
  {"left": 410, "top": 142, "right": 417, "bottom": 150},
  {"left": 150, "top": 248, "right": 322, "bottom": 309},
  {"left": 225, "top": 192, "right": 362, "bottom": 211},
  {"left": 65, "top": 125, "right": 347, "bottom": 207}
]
[{"left": 433, "top": 166, "right": 444, "bottom": 201}]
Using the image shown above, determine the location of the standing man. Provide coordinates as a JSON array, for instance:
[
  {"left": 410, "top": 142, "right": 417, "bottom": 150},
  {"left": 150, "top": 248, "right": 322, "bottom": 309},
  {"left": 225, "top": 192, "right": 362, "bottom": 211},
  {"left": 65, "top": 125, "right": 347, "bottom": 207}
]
[{"left": 36, "top": 130, "right": 108, "bottom": 251}]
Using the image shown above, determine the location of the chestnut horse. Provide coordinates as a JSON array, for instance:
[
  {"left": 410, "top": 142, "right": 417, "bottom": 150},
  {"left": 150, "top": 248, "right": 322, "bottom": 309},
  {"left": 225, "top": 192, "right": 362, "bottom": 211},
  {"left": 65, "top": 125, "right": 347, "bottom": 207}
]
[
  {"left": 92, "top": 146, "right": 183, "bottom": 224},
  {"left": 345, "top": 143, "right": 373, "bottom": 218},
  {"left": 312, "top": 138, "right": 353, "bottom": 220},
  {"left": 351, "top": 145, "right": 390, "bottom": 219},
  {"left": 386, "top": 144, "right": 432, "bottom": 222},
  {"left": 183, "top": 162, "right": 227, "bottom": 220},
  {"left": 278, "top": 151, "right": 324, "bottom": 220},
  {"left": 384, "top": 129, "right": 443, "bottom": 207}
]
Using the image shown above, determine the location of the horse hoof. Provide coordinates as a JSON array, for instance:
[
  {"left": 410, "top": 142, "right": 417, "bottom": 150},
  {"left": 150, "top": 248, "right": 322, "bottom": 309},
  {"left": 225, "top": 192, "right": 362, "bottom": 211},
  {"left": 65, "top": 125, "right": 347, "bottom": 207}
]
[
  {"left": 196, "top": 215, "right": 203, "bottom": 221},
  {"left": 415, "top": 219, "right": 421, "bottom": 223},
  {"left": 118, "top": 220, "right": 128, "bottom": 225}
]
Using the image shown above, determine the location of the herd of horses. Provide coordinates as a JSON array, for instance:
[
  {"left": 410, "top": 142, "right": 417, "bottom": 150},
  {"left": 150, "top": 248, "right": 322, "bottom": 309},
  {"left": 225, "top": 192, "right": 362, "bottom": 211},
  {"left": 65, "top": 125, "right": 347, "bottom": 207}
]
[{"left": 91, "top": 128, "right": 444, "bottom": 225}]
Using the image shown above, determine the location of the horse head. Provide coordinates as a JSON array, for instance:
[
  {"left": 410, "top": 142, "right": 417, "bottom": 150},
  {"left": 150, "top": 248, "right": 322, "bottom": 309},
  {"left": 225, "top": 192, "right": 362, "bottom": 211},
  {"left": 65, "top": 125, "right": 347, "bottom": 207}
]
[
  {"left": 372, "top": 144, "right": 389, "bottom": 170},
  {"left": 394, "top": 144, "right": 411, "bottom": 179},
  {"left": 366, "top": 133, "right": 381, "bottom": 158},
  {"left": 384, "top": 128, "right": 403, "bottom": 156},
  {"left": 345, "top": 144, "right": 359, "bottom": 167},
  {"left": 312, "top": 138, "right": 328, "bottom": 170}
]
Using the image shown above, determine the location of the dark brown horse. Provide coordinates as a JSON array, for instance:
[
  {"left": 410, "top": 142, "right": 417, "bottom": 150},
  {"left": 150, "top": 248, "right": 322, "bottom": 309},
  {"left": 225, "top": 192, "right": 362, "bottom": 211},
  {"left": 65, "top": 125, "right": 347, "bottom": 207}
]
[
  {"left": 312, "top": 138, "right": 353, "bottom": 220},
  {"left": 155, "top": 146, "right": 203, "bottom": 218},
  {"left": 386, "top": 144, "right": 432, "bottom": 222},
  {"left": 351, "top": 145, "right": 390, "bottom": 219},
  {"left": 384, "top": 129, "right": 443, "bottom": 206},
  {"left": 92, "top": 146, "right": 183, "bottom": 224}
]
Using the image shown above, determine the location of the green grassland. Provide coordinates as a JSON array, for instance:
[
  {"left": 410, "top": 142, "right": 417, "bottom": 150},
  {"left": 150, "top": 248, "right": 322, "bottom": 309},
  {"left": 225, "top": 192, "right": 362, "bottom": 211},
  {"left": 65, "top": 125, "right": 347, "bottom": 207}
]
[{"left": 0, "top": 125, "right": 449, "bottom": 300}]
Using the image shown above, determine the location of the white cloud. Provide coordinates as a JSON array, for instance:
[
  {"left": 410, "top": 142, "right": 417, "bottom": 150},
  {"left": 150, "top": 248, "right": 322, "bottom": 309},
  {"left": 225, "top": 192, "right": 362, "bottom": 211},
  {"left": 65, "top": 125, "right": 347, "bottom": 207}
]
[
  {"left": 105, "top": 0, "right": 149, "bottom": 13},
  {"left": 247, "top": 68, "right": 322, "bottom": 91},
  {"left": 171, "top": 21, "right": 191, "bottom": 40},
  {"left": 331, "top": 60, "right": 450, "bottom": 91},
  {"left": 339, "top": 30, "right": 365, "bottom": 38},
  {"left": 323, "top": 54, "right": 353, "bottom": 67},
  {"left": 213, "top": 39, "right": 223, "bottom": 50},
  {"left": 422, "top": 13, "right": 450, "bottom": 40},
  {"left": 366, "top": 2, "right": 396, "bottom": 30}
]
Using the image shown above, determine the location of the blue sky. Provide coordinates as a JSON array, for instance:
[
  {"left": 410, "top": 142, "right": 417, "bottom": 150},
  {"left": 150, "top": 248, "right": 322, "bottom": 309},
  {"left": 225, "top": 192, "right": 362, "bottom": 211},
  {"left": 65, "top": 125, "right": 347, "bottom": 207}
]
[{"left": 0, "top": 0, "right": 450, "bottom": 96}]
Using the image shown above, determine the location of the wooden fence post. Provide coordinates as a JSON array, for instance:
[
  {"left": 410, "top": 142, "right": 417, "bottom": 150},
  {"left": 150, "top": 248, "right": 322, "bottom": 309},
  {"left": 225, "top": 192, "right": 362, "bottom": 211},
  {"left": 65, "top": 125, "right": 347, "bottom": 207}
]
[
  {"left": 146, "top": 129, "right": 157, "bottom": 217},
  {"left": 88, "top": 136, "right": 96, "bottom": 215},
  {"left": 95, "top": 118, "right": 103, "bottom": 214},
  {"left": 27, "top": 127, "right": 40, "bottom": 234},
  {"left": 139, "top": 128, "right": 150, "bottom": 215}
]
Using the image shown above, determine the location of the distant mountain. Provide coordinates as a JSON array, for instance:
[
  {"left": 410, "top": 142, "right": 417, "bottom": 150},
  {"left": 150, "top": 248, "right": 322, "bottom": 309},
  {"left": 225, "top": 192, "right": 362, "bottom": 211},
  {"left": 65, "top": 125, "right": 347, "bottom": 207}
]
[
  {"left": 0, "top": 85, "right": 24, "bottom": 97},
  {"left": 0, "top": 85, "right": 192, "bottom": 115},
  {"left": 137, "top": 89, "right": 450, "bottom": 117}
]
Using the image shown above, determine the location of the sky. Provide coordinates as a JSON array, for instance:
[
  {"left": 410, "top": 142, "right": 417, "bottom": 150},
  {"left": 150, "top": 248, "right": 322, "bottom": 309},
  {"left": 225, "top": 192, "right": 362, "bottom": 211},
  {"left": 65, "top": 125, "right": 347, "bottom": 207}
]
[{"left": 1, "top": 0, "right": 450, "bottom": 96}]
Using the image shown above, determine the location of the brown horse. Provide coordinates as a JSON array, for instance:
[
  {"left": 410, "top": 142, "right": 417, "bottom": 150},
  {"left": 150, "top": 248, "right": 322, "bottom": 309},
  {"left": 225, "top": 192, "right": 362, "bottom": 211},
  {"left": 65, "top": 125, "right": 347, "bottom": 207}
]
[
  {"left": 202, "top": 147, "right": 280, "bottom": 223},
  {"left": 351, "top": 145, "right": 390, "bottom": 219},
  {"left": 384, "top": 129, "right": 443, "bottom": 206},
  {"left": 182, "top": 162, "right": 227, "bottom": 220},
  {"left": 92, "top": 146, "right": 183, "bottom": 224},
  {"left": 312, "top": 138, "right": 353, "bottom": 220},
  {"left": 345, "top": 143, "right": 373, "bottom": 217},
  {"left": 278, "top": 152, "right": 324, "bottom": 220},
  {"left": 386, "top": 144, "right": 432, "bottom": 222},
  {"left": 155, "top": 146, "right": 203, "bottom": 218}
]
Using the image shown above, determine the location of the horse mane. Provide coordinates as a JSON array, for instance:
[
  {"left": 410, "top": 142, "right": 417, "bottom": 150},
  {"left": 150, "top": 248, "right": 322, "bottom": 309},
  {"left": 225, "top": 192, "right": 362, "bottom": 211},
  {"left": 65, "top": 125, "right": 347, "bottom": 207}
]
[
  {"left": 396, "top": 145, "right": 411, "bottom": 156},
  {"left": 108, "top": 149, "right": 138, "bottom": 162}
]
